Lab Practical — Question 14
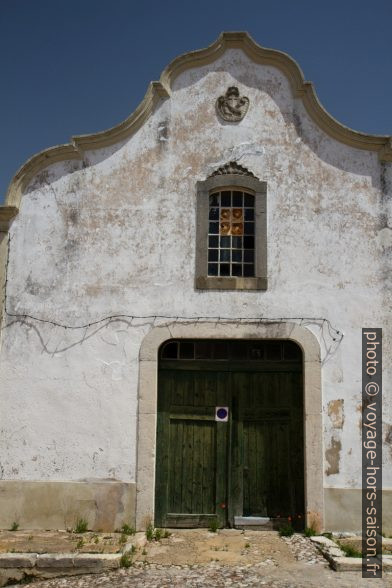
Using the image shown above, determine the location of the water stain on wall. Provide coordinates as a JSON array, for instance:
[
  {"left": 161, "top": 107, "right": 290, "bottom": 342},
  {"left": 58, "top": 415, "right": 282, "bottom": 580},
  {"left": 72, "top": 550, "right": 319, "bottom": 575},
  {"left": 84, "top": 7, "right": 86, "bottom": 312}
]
[{"left": 325, "top": 437, "right": 342, "bottom": 475}]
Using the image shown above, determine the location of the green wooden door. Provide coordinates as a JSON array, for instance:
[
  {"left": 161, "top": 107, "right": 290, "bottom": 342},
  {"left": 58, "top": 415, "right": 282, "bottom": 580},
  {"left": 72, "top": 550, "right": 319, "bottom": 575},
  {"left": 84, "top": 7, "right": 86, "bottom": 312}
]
[
  {"left": 155, "top": 340, "right": 304, "bottom": 528},
  {"left": 155, "top": 369, "right": 229, "bottom": 528},
  {"left": 231, "top": 371, "right": 304, "bottom": 521}
]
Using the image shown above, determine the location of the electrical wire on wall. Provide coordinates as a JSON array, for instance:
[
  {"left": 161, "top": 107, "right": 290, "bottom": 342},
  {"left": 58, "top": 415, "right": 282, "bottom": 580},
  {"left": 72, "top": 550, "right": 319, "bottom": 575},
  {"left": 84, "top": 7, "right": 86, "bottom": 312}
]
[{"left": 1, "top": 234, "right": 344, "bottom": 362}]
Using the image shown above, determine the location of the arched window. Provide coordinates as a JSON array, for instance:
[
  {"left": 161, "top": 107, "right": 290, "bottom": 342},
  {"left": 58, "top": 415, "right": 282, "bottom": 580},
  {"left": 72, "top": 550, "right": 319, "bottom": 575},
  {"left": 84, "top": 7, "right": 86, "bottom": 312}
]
[{"left": 196, "top": 162, "right": 267, "bottom": 290}]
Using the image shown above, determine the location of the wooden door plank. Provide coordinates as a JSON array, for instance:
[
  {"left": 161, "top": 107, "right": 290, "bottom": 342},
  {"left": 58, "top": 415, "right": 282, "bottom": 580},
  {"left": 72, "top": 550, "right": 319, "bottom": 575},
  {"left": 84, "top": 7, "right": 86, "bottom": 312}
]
[{"left": 155, "top": 373, "right": 171, "bottom": 527}]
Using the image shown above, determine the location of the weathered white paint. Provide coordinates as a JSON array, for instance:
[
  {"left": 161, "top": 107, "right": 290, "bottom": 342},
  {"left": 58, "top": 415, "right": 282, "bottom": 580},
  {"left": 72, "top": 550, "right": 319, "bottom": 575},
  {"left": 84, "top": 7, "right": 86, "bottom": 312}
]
[{"left": 0, "top": 46, "right": 391, "bottom": 526}]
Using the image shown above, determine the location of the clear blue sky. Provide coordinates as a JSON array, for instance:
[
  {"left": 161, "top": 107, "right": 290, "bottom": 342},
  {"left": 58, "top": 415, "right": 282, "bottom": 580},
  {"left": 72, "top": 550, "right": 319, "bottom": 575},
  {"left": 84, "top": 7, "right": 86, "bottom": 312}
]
[{"left": 1, "top": 0, "right": 391, "bottom": 203}]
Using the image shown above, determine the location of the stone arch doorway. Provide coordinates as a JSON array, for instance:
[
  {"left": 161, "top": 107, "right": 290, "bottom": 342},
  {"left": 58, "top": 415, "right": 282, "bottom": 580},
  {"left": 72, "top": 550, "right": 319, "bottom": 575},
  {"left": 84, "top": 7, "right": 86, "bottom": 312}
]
[
  {"left": 136, "top": 322, "right": 323, "bottom": 531},
  {"left": 155, "top": 338, "right": 304, "bottom": 529}
]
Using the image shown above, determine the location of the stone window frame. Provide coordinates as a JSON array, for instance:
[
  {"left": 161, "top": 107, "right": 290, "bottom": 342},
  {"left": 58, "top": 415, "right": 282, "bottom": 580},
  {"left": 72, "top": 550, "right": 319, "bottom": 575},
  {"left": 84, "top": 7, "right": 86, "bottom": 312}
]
[{"left": 195, "top": 173, "right": 267, "bottom": 290}]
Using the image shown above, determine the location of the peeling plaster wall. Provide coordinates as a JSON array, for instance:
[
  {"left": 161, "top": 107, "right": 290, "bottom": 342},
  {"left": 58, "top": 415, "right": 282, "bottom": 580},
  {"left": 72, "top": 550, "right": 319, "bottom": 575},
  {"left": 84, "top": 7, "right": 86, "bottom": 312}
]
[{"left": 0, "top": 49, "right": 391, "bottom": 493}]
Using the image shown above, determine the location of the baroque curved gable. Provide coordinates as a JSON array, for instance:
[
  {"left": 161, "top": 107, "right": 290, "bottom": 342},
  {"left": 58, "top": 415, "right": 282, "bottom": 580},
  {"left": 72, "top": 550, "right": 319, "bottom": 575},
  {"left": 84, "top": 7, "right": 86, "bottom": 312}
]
[{"left": 3, "top": 31, "right": 392, "bottom": 211}]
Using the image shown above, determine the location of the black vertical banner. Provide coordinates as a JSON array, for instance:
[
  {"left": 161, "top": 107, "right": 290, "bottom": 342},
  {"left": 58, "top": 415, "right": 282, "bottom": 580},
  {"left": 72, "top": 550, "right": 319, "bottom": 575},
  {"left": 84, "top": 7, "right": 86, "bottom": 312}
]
[{"left": 362, "top": 329, "right": 382, "bottom": 578}]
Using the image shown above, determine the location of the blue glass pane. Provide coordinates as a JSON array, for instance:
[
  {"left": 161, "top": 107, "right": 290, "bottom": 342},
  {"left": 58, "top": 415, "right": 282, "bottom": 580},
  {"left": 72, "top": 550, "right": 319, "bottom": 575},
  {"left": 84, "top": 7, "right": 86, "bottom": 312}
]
[
  {"left": 244, "top": 222, "right": 254, "bottom": 235},
  {"left": 208, "top": 249, "right": 218, "bottom": 262},
  {"left": 209, "top": 222, "right": 219, "bottom": 234},
  {"left": 209, "top": 207, "right": 219, "bottom": 220},
  {"left": 232, "top": 236, "right": 242, "bottom": 249},
  {"left": 220, "top": 236, "right": 231, "bottom": 248},
  {"left": 220, "top": 263, "right": 230, "bottom": 276},
  {"left": 244, "top": 193, "right": 254, "bottom": 207},
  {"left": 220, "top": 249, "right": 230, "bottom": 262},
  {"left": 209, "top": 235, "right": 218, "bottom": 248},
  {"left": 243, "top": 264, "right": 255, "bottom": 277},
  {"left": 232, "top": 264, "right": 242, "bottom": 276},
  {"left": 209, "top": 193, "right": 219, "bottom": 206},
  {"left": 208, "top": 263, "right": 218, "bottom": 276},
  {"left": 244, "top": 250, "right": 254, "bottom": 262},
  {"left": 244, "top": 208, "right": 254, "bottom": 220},
  {"left": 221, "top": 191, "right": 231, "bottom": 206},
  {"left": 244, "top": 236, "right": 254, "bottom": 249},
  {"left": 233, "top": 191, "right": 243, "bottom": 206},
  {"left": 232, "top": 250, "right": 242, "bottom": 262}
]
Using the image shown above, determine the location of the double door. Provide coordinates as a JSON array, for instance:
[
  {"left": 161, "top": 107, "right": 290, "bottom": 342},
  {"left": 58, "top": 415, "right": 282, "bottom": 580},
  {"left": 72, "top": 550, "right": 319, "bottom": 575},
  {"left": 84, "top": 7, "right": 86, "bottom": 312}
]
[{"left": 155, "top": 347, "right": 304, "bottom": 528}]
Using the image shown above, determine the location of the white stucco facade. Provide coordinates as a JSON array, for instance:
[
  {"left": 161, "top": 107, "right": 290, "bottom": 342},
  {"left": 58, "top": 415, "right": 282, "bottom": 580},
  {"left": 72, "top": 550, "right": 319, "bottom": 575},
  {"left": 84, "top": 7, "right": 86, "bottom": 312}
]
[{"left": 0, "top": 33, "right": 391, "bottom": 532}]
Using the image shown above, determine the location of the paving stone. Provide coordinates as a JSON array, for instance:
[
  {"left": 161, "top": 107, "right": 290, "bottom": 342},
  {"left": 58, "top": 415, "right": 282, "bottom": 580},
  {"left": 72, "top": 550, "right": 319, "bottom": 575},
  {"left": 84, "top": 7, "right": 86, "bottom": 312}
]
[
  {"left": 332, "top": 556, "right": 362, "bottom": 571},
  {"left": 0, "top": 553, "right": 37, "bottom": 567},
  {"left": 37, "top": 555, "right": 76, "bottom": 569}
]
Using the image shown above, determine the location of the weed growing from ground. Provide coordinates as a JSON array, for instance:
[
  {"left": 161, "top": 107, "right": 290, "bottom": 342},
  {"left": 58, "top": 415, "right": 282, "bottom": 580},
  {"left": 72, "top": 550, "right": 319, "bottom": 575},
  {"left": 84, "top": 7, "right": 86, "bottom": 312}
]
[
  {"left": 154, "top": 528, "right": 163, "bottom": 541},
  {"left": 120, "top": 524, "right": 136, "bottom": 535},
  {"left": 279, "top": 524, "right": 294, "bottom": 537},
  {"left": 208, "top": 518, "right": 220, "bottom": 533},
  {"left": 304, "top": 526, "right": 317, "bottom": 537},
  {"left": 145, "top": 524, "right": 169, "bottom": 541},
  {"left": 120, "top": 552, "right": 133, "bottom": 568},
  {"left": 74, "top": 518, "right": 88, "bottom": 533},
  {"left": 338, "top": 542, "right": 362, "bottom": 558},
  {"left": 146, "top": 522, "right": 155, "bottom": 541},
  {"left": 119, "top": 534, "right": 127, "bottom": 545},
  {"left": 10, "top": 522, "right": 19, "bottom": 531},
  {"left": 76, "top": 538, "right": 84, "bottom": 550}
]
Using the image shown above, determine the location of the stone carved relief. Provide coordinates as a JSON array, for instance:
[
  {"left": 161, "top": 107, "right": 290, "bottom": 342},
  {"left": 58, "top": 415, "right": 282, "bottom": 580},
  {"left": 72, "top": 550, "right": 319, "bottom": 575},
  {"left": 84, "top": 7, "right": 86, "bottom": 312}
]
[
  {"left": 216, "top": 87, "right": 249, "bottom": 122},
  {"left": 209, "top": 161, "right": 256, "bottom": 178}
]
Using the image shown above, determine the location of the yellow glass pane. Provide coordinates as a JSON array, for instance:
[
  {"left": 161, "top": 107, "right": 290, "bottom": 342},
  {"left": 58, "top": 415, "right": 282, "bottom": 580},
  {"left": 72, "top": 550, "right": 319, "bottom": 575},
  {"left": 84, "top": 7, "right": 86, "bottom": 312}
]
[
  {"left": 232, "top": 208, "right": 243, "bottom": 220},
  {"left": 220, "top": 209, "right": 231, "bottom": 220},
  {"left": 220, "top": 222, "right": 230, "bottom": 235},
  {"left": 231, "top": 223, "right": 244, "bottom": 236}
]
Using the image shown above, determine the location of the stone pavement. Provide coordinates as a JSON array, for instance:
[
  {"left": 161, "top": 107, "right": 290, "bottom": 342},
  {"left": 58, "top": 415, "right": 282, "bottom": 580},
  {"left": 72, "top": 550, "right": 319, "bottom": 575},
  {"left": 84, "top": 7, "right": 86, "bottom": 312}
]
[{"left": 6, "top": 530, "right": 392, "bottom": 587}]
